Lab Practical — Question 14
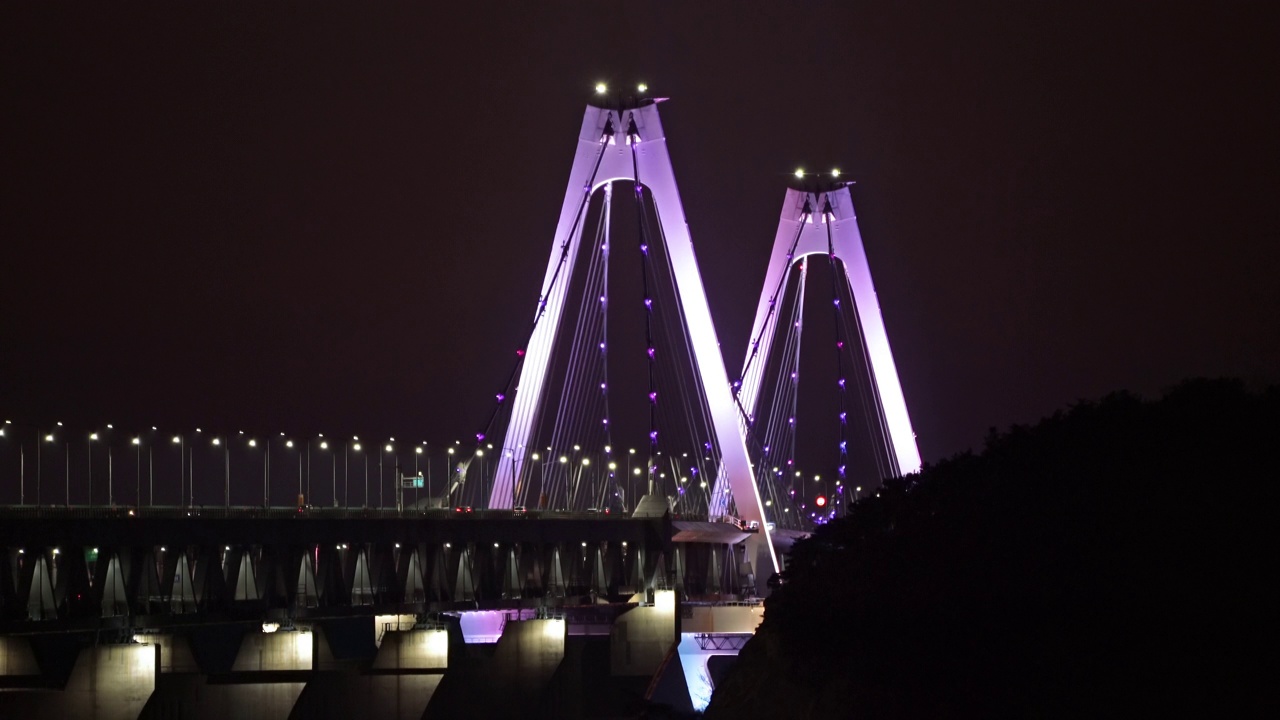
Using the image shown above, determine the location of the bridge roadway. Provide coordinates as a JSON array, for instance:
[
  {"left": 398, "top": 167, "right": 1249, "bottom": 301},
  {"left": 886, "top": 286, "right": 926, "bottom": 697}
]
[{"left": 0, "top": 504, "right": 772, "bottom": 630}]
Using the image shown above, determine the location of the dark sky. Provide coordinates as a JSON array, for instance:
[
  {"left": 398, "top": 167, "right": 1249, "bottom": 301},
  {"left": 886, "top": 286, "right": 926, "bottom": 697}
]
[{"left": 3, "top": 2, "right": 1277, "bottom": 474}]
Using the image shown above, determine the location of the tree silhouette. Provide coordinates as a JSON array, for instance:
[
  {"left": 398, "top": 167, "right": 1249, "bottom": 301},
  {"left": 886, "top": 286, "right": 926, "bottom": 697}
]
[{"left": 707, "top": 379, "right": 1276, "bottom": 718}]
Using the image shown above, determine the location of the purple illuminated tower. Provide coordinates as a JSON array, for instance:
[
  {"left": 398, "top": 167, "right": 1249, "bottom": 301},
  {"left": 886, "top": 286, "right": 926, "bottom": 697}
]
[
  {"left": 710, "top": 183, "right": 922, "bottom": 516},
  {"left": 487, "top": 99, "right": 779, "bottom": 574}
]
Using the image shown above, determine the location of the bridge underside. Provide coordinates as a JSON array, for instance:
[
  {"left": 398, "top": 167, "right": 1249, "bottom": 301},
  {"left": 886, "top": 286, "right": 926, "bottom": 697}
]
[
  {"left": 0, "top": 510, "right": 777, "bottom": 718},
  {"left": 0, "top": 509, "right": 778, "bottom": 628}
]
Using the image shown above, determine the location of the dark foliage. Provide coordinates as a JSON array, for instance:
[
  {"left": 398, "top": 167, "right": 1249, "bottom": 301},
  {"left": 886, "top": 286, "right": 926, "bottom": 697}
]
[{"left": 708, "top": 379, "right": 1277, "bottom": 718}]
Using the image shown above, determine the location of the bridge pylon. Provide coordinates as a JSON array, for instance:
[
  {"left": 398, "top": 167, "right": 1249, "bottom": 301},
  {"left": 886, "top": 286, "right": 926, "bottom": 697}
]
[
  {"left": 712, "top": 181, "right": 922, "bottom": 518},
  {"left": 486, "top": 99, "right": 779, "bottom": 575}
]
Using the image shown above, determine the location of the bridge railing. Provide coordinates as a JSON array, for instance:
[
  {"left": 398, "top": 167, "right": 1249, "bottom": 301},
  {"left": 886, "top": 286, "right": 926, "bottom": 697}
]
[{"left": 0, "top": 505, "right": 645, "bottom": 521}]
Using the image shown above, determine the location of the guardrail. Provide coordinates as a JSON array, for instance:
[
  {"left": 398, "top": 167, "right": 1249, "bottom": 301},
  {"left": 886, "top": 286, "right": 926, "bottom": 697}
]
[{"left": 0, "top": 505, "right": 646, "bottom": 521}]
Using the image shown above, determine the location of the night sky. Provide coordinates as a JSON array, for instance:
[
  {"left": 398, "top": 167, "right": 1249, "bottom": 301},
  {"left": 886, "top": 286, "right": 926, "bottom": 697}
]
[{"left": 3, "top": 2, "right": 1277, "bottom": 486}]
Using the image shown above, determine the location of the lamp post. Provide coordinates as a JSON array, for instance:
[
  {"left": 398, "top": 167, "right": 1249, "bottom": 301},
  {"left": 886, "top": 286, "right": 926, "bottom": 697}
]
[
  {"left": 415, "top": 444, "right": 424, "bottom": 508},
  {"left": 262, "top": 437, "right": 271, "bottom": 508},
  {"left": 530, "top": 452, "right": 540, "bottom": 508},
  {"left": 133, "top": 437, "right": 142, "bottom": 507},
  {"left": 285, "top": 438, "right": 299, "bottom": 506},
  {"left": 172, "top": 435, "right": 183, "bottom": 507},
  {"left": 63, "top": 433, "right": 70, "bottom": 508},
  {"left": 319, "top": 439, "right": 334, "bottom": 507},
  {"left": 446, "top": 447, "right": 455, "bottom": 508},
  {"left": 345, "top": 437, "right": 358, "bottom": 508},
  {"left": 105, "top": 433, "right": 114, "bottom": 507},
  {"left": 352, "top": 441, "right": 366, "bottom": 507},
  {"left": 88, "top": 433, "right": 98, "bottom": 506},
  {"left": 381, "top": 442, "right": 393, "bottom": 509},
  {"left": 148, "top": 427, "right": 156, "bottom": 507},
  {"left": 247, "top": 437, "right": 261, "bottom": 508},
  {"left": 191, "top": 428, "right": 202, "bottom": 506},
  {"left": 0, "top": 423, "right": 16, "bottom": 506},
  {"left": 213, "top": 437, "right": 227, "bottom": 508},
  {"left": 475, "top": 448, "right": 486, "bottom": 509},
  {"left": 4, "top": 422, "right": 25, "bottom": 506},
  {"left": 305, "top": 438, "right": 312, "bottom": 506}
]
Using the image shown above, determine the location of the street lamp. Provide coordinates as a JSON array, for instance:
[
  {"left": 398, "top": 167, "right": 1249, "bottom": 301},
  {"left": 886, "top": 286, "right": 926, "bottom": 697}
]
[
  {"left": 414, "top": 444, "right": 424, "bottom": 507},
  {"left": 245, "top": 437, "right": 263, "bottom": 508},
  {"left": 172, "top": 435, "right": 183, "bottom": 507},
  {"left": 88, "top": 432, "right": 98, "bottom": 506},
  {"left": 147, "top": 427, "right": 157, "bottom": 507},
  {"left": 352, "top": 441, "right": 367, "bottom": 507},
  {"left": 191, "top": 428, "right": 202, "bottom": 505},
  {"left": 284, "top": 438, "right": 302, "bottom": 507},
  {"left": 133, "top": 437, "right": 142, "bottom": 507},
  {"left": 445, "top": 446, "right": 457, "bottom": 507},
  {"left": 62, "top": 431, "right": 70, "bottom": 507},
  {"left": 382, "top": 442, "right": 394, "bottom": 509},
  {"left": 319, "top": 439, "right": 336, "bottom": 507},
  {"left": 212, "top": 437, "right": 228, "bottom": 508}
]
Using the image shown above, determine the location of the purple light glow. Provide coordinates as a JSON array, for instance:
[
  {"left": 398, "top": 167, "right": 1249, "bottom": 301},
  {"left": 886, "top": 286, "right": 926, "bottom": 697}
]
[
  {"left": 649, "top": 431, "right": 658, "bottom": 440},
  {"left": 640, "top": 244, "right": 649, "bottom": 255},
  {"left": 475, "top": 433, "right": 485, "bottom": 442},
  {"left": 496, "top": 393, "right": 505, "bottom": 402},
  {"left": 647, "top": 347, "right": 655, "bottom": 359},
  {"left": 644, "top": 298, "right": 653, "bottom": 309},
  {"left": 648, "top": 391, "right": 657, "bottom": 402}
]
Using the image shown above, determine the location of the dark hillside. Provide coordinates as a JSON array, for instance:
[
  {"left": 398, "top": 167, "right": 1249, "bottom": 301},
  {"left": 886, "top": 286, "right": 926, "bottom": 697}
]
[{"left": 706, "top": 379, "right": 1277, "bottom": 718}]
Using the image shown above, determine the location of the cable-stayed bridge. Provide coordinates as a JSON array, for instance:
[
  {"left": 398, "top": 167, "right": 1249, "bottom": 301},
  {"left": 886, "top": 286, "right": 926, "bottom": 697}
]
[{"left": 0, "top": 91, "right": 920, "bottom": 717}]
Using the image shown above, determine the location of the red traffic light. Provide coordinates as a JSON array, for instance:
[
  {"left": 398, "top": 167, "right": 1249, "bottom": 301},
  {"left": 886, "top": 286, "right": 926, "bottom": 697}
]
[{"left": 815, "top": 495, "right": 827, "bottom": 508}]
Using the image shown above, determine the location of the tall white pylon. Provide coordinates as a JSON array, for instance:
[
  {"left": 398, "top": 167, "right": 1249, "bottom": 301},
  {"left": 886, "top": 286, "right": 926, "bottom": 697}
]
[
  {"left": 710, "top": 184, "right": 922, "bottom": 516},
  {"left": 487, "top": 100, "right": 778, "bottom": 574}
]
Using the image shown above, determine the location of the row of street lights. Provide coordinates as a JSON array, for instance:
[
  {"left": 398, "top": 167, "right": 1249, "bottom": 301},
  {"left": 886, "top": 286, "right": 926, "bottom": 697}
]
[{"left": 3, "top": 420, "right": 863, "bottom": 520}]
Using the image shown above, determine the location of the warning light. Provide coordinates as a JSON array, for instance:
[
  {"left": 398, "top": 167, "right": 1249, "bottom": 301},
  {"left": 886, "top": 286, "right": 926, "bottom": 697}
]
[{"left": 815, "top": 495, "right": 827, "bottom": 508}]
